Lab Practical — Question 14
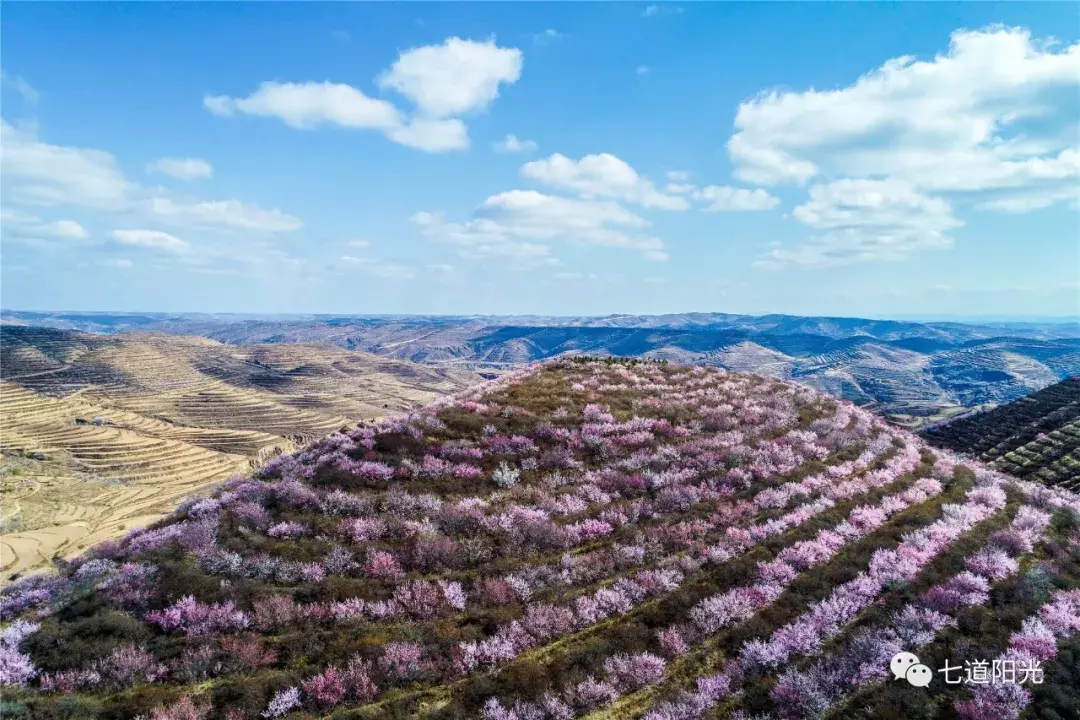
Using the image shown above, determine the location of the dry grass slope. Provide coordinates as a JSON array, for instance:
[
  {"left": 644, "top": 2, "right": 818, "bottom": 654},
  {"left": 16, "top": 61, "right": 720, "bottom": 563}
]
[{"left": 0, "top": 327, "right": 478, "bottom": 578}]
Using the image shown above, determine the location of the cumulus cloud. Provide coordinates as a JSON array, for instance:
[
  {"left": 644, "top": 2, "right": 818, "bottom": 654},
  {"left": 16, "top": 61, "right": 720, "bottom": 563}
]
[
  {"left": 521, "top": 153, "right": 689, "bottom": 210},
  {"left": 413, "top": 190, "right": 668, "bottom": 264},
  {"left": 98, "top": 258, "right": 134, "bottom": 269},
  {"left": 494, "top": 134, "right": 538, "bottom": 153},
  {"left": 0, "top": 120, "right": 128, "bottom": 210},
  {"left": 730, "top": 26, "right": 1078, "bottom": 268},
  {"left": 1, "top": 120, "right": 303, "bottom": 249},
  {"left": 205, "top": 38, "right": 521, "bottom": 153},
  {"left": 378, "top": 37, "right": 522, "bottom": 118},
  {"left": 758, "top": 179, "right": 962, "bottom": 267},
  {"left": 728, "top": 26, "right": 1079, "bottom": 208},
  {"left": 146, "top": 157, "right": 214, "bottom": 181},
  {"left": 113, "top": 229, "right": 190, "bottom": 252},
  {"left": 693, "top": 185, "right": 779, "bottom": 211},
  {"left": 385, "top": 117, "right": 469, "bottom": 152},
  {"left": 204, "top": 81, "right": 402, "bottom": 130}
]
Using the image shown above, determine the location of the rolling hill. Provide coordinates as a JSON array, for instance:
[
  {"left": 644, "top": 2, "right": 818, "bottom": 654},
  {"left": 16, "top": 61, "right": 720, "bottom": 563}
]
[
  {"left": 2, "top": 359, "right": 1078, "bottom": 720},
  {"left": 0, "top": 326, "right": 478, "bottom": 578},
  {"left": 4, "top": 312, "right": 1077, "bottom": 426},
  {"left": 921, "top": 377, "right": 1080, "bottom": 489}
]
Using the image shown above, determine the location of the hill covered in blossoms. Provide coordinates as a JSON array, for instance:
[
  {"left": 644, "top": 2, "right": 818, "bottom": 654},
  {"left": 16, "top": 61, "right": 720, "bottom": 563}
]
[{"left": 2, "top": 359, "right": 1079, "bottom": 720}]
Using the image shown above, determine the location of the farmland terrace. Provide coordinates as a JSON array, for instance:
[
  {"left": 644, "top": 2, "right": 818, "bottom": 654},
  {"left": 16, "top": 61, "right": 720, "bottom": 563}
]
[
  {"left": 922, "top": 376, "right": 1080, "bottom": 490},
  {"left": 0, "top": 326, "right": 478, "bottom": 578},
  {"left": 1, "top": 358, "right": 1077, "bottom": 720},
  {"left": 4, "top": 310, "right": 1078, "bottom": 426}
]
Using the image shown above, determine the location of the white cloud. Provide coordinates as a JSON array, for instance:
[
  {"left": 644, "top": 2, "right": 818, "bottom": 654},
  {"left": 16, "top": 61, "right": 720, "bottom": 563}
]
[
  {"left": 147, "top": 197, "right": 303, "bottom": 232},
  {"left": 0, "top": 210, "right": 90, "bottom": 241},
  {"left": 554, "top": 271, "right": 597, "bottom": 280},
  {"left": 727, "top": 26, "right": 1080, "bottom": 213},
  {"left": 637, "top": 66, "right": 650, "bottom": 76},
  {"left": 666, "top": 170, "right": 691, "bottom": 182},
  {"left": 147, "top": 157, "right": 214, "bottom": 181},
  {"left": 205, "top": 81, "right": 402, "bottom": 130},
  {"left": 1, "top": 121, "right": 304, "bottom": 249},
  {"left": 205, "top": 38, "right": 522, "bottom": 153},
  {"left": 664, "top": 183, "right": 696, "bottom": 194},
  {"left": 205, "top": 81, "right": 469, "bottom": 151},
  {"left": 385, "top": 117, "right": 468, "bottom": 152},
  {"left": 414, "top": 190, "right": 668, "bottom": 264},
  {"left": 42, "top": 219, "right": 90, "bottom": 239},
  {"left": 377, "top": 37, "right": 522, "bottom": 118},
  {"left": 976, "top": 186, "right": 1080, "bottom": 213},
  {"left": 113, "top": 229, "right": 190, "bottom": 252},
  {"left": 0, "top": 120, "right": 128, "bottom": 210},
  {"left": 532, "top": 29, "right": 564, "bottom": 45},
  {"left": 521, "top": 153, "right": 689, "bottom": 210},
  {"left": 693, "top": 185, "right": 779, "bottom": 212},
  {"left": 494, "top": 134, "right": 538, "bottom": 153},
  {"left": 98, "top": 258, "right": 134, "bottom": 269},
  {"left": 347, "top": 239, "right": 370, "bottom": 248},
  {"left": 643, "top": 5, "right": 682, "bottom": 17},
  {"left": 0, "top": 70, "right": 39, "bottom": 105},
  {"left": 758, "top": 179, "right": 962, "bottom": 267}
]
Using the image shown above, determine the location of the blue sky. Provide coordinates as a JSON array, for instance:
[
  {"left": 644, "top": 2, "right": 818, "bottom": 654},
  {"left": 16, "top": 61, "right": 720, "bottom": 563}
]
[{"left": 1, "top": 2, "right": 1077, "bottom": 320}]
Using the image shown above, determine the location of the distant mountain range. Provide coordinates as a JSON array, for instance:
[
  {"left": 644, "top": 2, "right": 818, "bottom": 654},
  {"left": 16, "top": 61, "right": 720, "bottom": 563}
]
[{"left": 4, "top": 310, "right": 1079, "bottom": 425}]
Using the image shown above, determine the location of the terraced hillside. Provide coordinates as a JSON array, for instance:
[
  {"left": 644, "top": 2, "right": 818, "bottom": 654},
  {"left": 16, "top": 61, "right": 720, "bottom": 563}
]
[
  {"left": 922, "top": 377, "right": 1080, "bottom": 489},
  {"left": 2, "top": 359, "right": 1078, "bottom": 720},
  {"left": 6, "top": 310, "right": 1078, "bottom": 424},
  {"left": 0, "top": 327, "right": 478, "bottom": 578}
]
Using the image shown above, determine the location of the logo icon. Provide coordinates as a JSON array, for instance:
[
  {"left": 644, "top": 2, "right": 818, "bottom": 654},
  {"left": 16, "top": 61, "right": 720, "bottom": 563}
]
[
  {"left": 906, "top": 663, "right": 933, "bottom": 687},
  {"left": 891, "top": 652, "right": 931, "bottom": 687}
]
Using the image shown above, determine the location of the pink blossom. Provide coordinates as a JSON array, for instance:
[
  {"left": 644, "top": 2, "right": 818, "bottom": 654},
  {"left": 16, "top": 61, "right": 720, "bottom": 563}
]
[
  {"left": 379, "top": 642, "right": 427, "bottom": 679},
  {"left": 363, "top": 550, "right": 403, "bottom": 579},
  {"left": 603, "top": 652, "right": 666, "bottom": 690},
  {"left": 965, "top": 548, "right": 1019, "bottom": 581},
  {"left": 393, "top": 580, "right": 443, "bottom": 620},
  {"left": 1038, "top": 589, "right": 1080, "bottom": 637},
  {"left": 658, "top": 626, "right": 689, "bottom": 658},
  {"left": 566, "top": 675, "right": 620, "bottom": 711},
  {"left": 263, "top": 687, "right": 301, "bottom": 718},
  {"left": 1009, "top": 617, "right": 1058, "bottom": 661},
  {"left": 96, "top": 644, "right": 165, "bottom": 689},
  {"left": 267, "top": 521, "right": 309, "bottom": 539},
  {"left": 302, "top": 666, "right": 347, "bottom": 710},
  {"left": 146, "top": 596, "right": 250, "bottom": 637},
  {"left": 0, "top": 646, "right": 37, "bottom": 686},
  {"left": 39, "top": 668, "right": 101, "bottom": 693}
]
